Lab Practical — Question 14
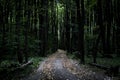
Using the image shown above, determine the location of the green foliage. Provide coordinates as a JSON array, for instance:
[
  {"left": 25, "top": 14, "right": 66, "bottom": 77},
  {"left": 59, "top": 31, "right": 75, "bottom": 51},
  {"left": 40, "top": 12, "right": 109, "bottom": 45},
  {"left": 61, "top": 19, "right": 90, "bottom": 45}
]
[
  {"left": 67, "top": 52, "right": 81, "bottom": 60},
  {"left": 30, "top": 57, "right": 44, "bottom": 68},
  {"left": 68, "top": 53, "right": 76, "bottom": 59},
  {"left": 85, "top": 0, "right": 97, "bottom": 11},
  {"left": 86, "top": 56, "right": 120, "bottom": 67},
  {"left": 0, "top": 57, "right": 44, "bottom": 80},
  {"left": 0, "top": 60, "right": 18, "bottom": 67},
  {"left": 0, "top": 60, "right": 19, "bottom": 73}
]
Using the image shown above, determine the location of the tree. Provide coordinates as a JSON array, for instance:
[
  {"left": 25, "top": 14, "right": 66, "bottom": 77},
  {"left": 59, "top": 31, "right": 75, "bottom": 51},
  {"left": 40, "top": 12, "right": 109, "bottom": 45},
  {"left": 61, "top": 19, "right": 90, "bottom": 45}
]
[
  {"left": 114, "top": 0, "right": 120, "bottom": 56},
  {"left": 76, "top": 0, "right": 85, "bottom": 64},
  {"left": 24, "top": 0, "right": 30, "bottom": 63},
  {"left": 65, "top": 0, "right": 70, "bottom": 52},
  {"left": 15, "top": 0, "right": 23, "bottom": 64},
  {"left": 104, "top": 0, "right": 112, "bottom": 55}
]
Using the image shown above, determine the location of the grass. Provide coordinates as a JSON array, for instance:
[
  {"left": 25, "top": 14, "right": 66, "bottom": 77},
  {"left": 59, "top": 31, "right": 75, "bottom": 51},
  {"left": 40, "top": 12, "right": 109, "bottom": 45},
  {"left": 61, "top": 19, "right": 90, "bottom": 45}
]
[
  {"left": 85, "top": 56, "right": 120, "bottom": 67},
  {"left": 0, "top": 57, "right": 45, "bottom": 80},
  {"left": 68, "top": 53, "right": 120, "bottom": 79},
  {"left": 30, "top": 57, "right": 44, "bottom": 68},
  {"left": 65, "top": 52, "right": 120, "bottom": 68}
]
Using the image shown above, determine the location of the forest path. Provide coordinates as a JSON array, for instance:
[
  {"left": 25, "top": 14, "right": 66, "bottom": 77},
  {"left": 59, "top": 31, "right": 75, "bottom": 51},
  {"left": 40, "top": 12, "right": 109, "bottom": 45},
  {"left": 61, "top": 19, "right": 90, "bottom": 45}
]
[{"left": 24, "top": 49, "right": 111, "bottom": 80}]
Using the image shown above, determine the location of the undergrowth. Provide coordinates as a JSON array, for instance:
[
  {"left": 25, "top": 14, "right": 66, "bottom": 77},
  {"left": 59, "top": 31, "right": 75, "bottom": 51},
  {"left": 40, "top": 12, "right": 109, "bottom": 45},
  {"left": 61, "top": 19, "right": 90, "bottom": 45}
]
[{"left": 0, "top": 57, "right": 44, "bottom": 80}]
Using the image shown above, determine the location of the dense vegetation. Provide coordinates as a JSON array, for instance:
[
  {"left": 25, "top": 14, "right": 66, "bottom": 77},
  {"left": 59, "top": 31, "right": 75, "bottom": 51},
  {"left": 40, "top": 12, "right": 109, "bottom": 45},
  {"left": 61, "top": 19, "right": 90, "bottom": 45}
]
[{"left": 0, "top": 0, "right": 120, "bottom": 80}]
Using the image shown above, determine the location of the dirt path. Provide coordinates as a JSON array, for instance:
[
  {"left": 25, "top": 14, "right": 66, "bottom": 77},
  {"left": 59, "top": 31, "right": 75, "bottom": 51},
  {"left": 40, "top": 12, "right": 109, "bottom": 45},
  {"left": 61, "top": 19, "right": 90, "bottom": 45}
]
[{"left": 24, "top": 49, "right": 112, "bottom": 80}]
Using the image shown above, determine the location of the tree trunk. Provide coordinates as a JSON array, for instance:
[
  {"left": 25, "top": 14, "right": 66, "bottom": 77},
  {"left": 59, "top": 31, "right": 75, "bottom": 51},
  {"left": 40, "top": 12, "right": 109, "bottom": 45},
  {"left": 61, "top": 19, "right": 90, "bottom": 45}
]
[
  {"left": 105, "top": 0, "right": 112, "bottom": 54},
  {"left": 16, "top": 0, "right": 23, "bottom": 64},
  {"left": 76, "top": 0, "right": 85, "bottom": 64},
  {"left": 97, "top": 0, "right": 106, "bottom": 56},
  {"left": 65, "top": 0, "right": 70, "bottom": 52},
  {"left": 24, "top": 0, "right": 30, "bottom": 63}
]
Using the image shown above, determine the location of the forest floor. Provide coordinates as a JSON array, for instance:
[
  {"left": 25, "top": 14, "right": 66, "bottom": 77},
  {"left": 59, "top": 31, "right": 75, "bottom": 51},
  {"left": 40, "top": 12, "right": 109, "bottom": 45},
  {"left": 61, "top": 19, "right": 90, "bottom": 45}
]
[{"left": 23, "top": 49, "right": 113, "bottom": 80}]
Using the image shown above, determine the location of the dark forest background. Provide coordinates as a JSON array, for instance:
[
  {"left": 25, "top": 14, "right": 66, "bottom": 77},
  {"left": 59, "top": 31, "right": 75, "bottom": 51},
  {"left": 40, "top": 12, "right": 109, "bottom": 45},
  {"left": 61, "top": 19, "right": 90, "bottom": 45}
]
[{"left": 0, "top": 0, "right": 120, "bottom": 79}]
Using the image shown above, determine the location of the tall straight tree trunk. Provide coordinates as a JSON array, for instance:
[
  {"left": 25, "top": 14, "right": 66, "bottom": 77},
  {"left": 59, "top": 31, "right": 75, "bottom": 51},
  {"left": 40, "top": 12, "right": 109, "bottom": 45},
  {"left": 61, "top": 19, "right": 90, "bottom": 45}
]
[
  {"left": 15, "top": 0, "right": 23, "bottom": 63},
  {"left": 51, "top": 0, "right": 57, "bottom": 52},
  {"left": 69, "top": 0, "right": 72, "bottom": 54},
  {"left": 44, "top": 0, "right": 49, "bottom": 55},
  {"left": 39, "top": 0, "right": 42, "bottom": 56},
  {"left": 76, "top": 0, "right": 85, "bottom": 64},
  {"left": 24, "top": 0, "right": 30, "bottom": 62},
  {"left": 55, "top": 2, "right": 58, "bottom": 51},
  {"left": 115, "top": 0, "right": 120, "bottom": 56},
  {"left": 0, "top": 5, "right": 6, "bottom": 57},
  {"left": 39, "top": 0, "right": 48, "bottom": 56},
  {"left": 1, "top": 2, "right": 9, "bottom": 56},
  {"left": 97, "top": 0, "right": 106, "bottom": 56},
  {"left": 65, "top": 0, "right": 70, "bottom": 52},
  {"left": 105, "top": 0, "right": 112, "bottom": 54},
  {"left": 81, "top": 0, "right": 85, "bottom": 63},
  {"left": 92, "top": 0, "right": 103, "bottom": 63},
  {"left": 34, "top": 0, "right": 38, "bottom": 38},
  {"left": 39, "top": 0, "right": 44, "bottom": 56},
  {"left": 71, "top": 7, "right": 76, "bottom": 52}
]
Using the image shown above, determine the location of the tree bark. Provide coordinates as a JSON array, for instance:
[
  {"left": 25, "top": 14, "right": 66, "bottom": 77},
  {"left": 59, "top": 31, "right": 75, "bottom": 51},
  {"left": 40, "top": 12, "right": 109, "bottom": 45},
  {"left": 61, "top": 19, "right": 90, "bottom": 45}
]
[
  {"left": 65, "top": 0, "right": 70, "bottom": 52},
  {"left": 76, "top": 0, "right": 85, "bottom": 64},
  {"left": 15, "top": 0, "right": 23, "bottom": 64}
]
